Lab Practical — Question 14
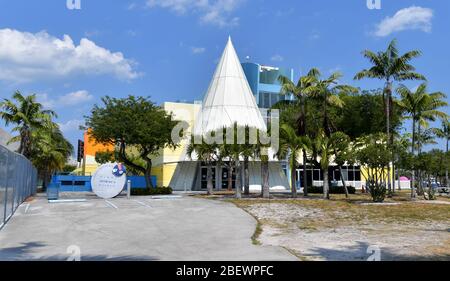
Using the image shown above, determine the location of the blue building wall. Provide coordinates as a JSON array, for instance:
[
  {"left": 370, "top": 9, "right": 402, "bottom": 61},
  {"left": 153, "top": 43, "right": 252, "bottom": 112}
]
[
  {"left": 241, "top": 62, "right": 294, "bottom": 109},
  {"left": 52, "top": 174, "right": 157, "bottom": 192}
]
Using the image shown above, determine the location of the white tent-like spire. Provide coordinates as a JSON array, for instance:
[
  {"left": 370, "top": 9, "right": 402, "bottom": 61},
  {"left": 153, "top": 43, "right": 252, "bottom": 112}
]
[{"left": 194, "top": 37, "right": 266, "bottom": 135}]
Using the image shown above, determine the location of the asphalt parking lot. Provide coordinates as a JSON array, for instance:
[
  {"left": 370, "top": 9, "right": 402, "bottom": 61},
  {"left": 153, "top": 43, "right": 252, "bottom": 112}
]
[{"left": 0, "top": 193, "right": 296, "bottom": 261}]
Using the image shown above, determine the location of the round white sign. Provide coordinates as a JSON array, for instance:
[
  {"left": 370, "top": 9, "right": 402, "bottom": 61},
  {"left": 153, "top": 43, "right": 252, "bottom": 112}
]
[{"left": 91, "top": 163, "right": 127, "bottom": 199}]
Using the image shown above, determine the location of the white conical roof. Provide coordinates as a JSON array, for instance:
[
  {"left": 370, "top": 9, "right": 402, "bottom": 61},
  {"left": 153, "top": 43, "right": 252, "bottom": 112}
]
[{"left": 194, "top": 37, "right": 267, "bottom": 135}]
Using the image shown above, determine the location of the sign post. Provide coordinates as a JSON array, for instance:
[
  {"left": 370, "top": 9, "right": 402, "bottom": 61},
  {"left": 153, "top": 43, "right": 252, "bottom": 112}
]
[{"left": 127, "top": 180, "right": 131, "bottom": 199}]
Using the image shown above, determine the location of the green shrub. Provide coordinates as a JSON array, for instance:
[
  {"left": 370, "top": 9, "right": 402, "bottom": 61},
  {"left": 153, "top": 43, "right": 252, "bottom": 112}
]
[
  {"left": 368, "top": 183, "right": 386, "bottom": 202},
  {"left": 307, "top": 185, "right": 356, "bottom": 194},
  {"left": 424, "top": 187, "right": 436, "bottom": 200},
  {"left": 131, "top": 186, "right": 173, "bottom": 196}
]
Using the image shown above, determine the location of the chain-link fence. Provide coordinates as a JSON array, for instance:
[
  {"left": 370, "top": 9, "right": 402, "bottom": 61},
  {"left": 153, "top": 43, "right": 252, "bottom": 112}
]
[{"left": 0, "top": 144, "right": 37, "bottom": 229}]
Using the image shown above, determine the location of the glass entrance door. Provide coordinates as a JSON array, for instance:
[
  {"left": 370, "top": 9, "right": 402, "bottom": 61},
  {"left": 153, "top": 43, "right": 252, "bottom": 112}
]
[
  {"left": 201, "top": 166, "right": 216, "bottom": 189},
  {"left": 221, "top": 165, "right": 236, "bottom": 189}
]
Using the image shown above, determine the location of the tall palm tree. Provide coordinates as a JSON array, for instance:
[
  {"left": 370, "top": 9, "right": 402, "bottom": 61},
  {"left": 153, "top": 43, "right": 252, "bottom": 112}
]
[
  {"left": 241, "top": 142, "right": 256, "bottom": 195},
  {"left": 30, "top": 124, "right": 73, "bottom": 190},
  {"left": 277, "top": 68, "right": 320, "bottom": 196},
  {"left": 0, "top": 91, "right": 56, "bottom": 158},
  {"left": 435, "top": 120, "right": 450, "bottom": 186},
  {"left": 257, "top": 146, "right": 270, "bottom": 199},
  {"left": 354, "top": 39, "right": 425, "bottom": 193},
  {"left": 187, "top": 136, "right": 219, "bottom": 195},
  {"left": 304, "top": 71, "right": 357, "bottom": 136},
  {"left": 253, "top": 128, "right": 271, "bottom": 199},
  {"left": 219, "top": 124, "right": 249, "bottom": 199},
  {"left": 277, "top": 124, "right": 309, "bottom": 198},
  {"left": 396, "top": 83, "right": 448, "bottom": 197}
]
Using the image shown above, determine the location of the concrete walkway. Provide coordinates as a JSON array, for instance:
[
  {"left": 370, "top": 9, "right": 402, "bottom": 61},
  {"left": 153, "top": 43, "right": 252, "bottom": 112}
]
[{"left": 0, "top": 194, "right": 296, "bottom": 261}]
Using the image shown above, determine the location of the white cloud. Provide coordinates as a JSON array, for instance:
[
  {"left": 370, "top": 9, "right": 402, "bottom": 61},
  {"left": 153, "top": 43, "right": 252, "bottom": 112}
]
[
  {"left": 38, "top": 90, "right": 94, "bottom": 109},
  {"left": 270, "top": 54, "right": 284, "bottom": 62},
  {"left": 0, "top": 28, "right": 139, "bottom": 83},
  {"left": 191, "top": 46, "right": 206, "bottom": 54},
  {"left": 58, "top": 119, "right": 84, "bottom": 133},
  {"left": 374, "top": 6, "right": 433, "bottom": 37},
  {"left": 146, "top": 0, "right": 243, "bottom": 28}
]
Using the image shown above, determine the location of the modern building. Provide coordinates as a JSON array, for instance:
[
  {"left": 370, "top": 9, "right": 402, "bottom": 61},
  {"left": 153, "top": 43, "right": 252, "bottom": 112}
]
[
  {"left": 155, "top": 37, "right": 290, "bottom": 191},
  {"left": 79, "top": 37, "right": 407, "bottom": 191},
  {"left": 79, "top": 37, "right": 291, "bottom": 191},
  {"left": 242, "top": 62, "right": 294, "bottom": 109}
]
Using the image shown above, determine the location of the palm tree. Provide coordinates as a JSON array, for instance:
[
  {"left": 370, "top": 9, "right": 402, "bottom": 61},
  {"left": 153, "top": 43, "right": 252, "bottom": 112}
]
[
  {"left": 308, "top": 130, "right": 349, "bottom": 199},
  {"left": 219, "top": 124, "right": 248, "bottom": 199},
  {"left": 0, "top": 91, "right": 56, "bottom": 158},
  {"left": 304, "top": 71, "right": 357, "bottom": 136},
  {"left": 396, "top": 83, "right": 448, "bottom": 197},
  {"left": 253, "top": 128, "right": 271, "bottom": 199},
  {"left": 241, "top": 142, "right": 256, "bottom": 195},
  {"left": 436, "top": 120, "right": 450, "bottom": 186},
  {"left": 187, "top": 136, "right": 219, "bottom": 195},
  {"left": 354, "top": 39, "right": 425, "bottom": 193},
  {"left": 277, "top": 68, "right": 320, "bottom": 196},
  {"left": 257, "top": 146, "right": 270, "bottom": 199},
  {"left": 277, "top": 124, "right": 308, "bottom": 198},
  {"left": 30, "top": 124, "right": 73, "bottom": 190}
]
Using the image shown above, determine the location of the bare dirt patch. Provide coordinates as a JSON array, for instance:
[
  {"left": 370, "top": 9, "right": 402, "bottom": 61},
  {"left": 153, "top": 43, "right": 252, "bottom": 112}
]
[{"left": 229, "top": 194, "right": 450, "bottom": 261}]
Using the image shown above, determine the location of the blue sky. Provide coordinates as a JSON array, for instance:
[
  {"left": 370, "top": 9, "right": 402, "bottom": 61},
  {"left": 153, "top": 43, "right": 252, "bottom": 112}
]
[{"left": 0, "top": 0, "right": 449, "bottom": 152}]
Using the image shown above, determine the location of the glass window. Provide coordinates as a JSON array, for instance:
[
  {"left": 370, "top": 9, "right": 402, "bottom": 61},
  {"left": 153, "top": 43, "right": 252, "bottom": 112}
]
[
  {"left": 347, "top": 166, "right": 355, "bottom": 181},
  {"left": 313, "top": 169, "right": 321, "bottom": 181},
  {"left": 355, "top": 168, "right": 361, "bottom": 181}
]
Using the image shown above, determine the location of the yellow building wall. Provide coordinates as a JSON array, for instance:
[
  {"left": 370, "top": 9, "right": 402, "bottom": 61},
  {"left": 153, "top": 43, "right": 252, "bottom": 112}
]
[
  {"left": 81, "top": 102, "right": 200, "bottom": 185},
  {"left": 152, "top": 163, "right": 178, "bottom": 187},
  {"left": 151, "top": 102, "right": 201, "bottom": 187},
  {"left": 360, "top": 166, "right": 394, "bottom": 184}
]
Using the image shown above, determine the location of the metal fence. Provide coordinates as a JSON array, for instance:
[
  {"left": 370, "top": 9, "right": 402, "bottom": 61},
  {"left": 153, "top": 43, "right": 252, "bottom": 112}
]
[{"left": 0, "top": 144, "right": 37, "bottom": 229}]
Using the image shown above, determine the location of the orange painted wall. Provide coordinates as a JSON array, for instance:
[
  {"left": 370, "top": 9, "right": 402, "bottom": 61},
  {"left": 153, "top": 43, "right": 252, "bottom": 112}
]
[{"left": 83, "top": 130, "right": 114, "bottom": 157}]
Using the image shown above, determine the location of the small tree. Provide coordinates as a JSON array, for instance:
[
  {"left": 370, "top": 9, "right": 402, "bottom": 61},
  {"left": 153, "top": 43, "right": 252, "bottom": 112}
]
[
  {"left": 308, "top": 130, "right": 349, "bottom": 199},
  {"left": 85, "top": 96, "right": 180, "bottom": 189},
  {"left": 333, "top": 135, "right": 353, "bottom": 198},
  {"left": 95, "top": 150, "right": 115, "bottom": 164},
  {"left": 95, "top": 149, "right": 146, "bottom": 175},
  {"left": 355, "top": 134, "right": 391, "bottom": 202}
]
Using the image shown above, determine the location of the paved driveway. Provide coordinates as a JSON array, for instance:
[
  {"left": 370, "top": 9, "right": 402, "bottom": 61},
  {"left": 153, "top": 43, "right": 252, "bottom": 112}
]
[{"left": 0, "top": 194, "right": 296, "bottom": 261}]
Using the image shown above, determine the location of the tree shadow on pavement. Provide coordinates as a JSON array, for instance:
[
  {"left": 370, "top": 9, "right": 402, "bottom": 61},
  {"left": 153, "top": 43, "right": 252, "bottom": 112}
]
[{"left": 0, "top": 241, "right": 159, "bottom": 261}]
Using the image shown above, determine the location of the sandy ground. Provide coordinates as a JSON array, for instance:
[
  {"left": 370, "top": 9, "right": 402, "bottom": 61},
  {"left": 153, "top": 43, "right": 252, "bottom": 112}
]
[{"left": 239, "top": 201, "right": 450, "bottom": 261}]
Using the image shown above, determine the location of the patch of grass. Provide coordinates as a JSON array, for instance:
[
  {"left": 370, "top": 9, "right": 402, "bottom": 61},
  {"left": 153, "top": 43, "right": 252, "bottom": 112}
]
[{"left": 252, "top": 221, "right": 263, "bottom": 245}]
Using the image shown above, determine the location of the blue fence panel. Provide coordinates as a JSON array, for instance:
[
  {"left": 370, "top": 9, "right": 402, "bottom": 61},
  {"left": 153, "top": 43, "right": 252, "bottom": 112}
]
[
  {"left": 54, "top": 175, "right": 92, "bottom": 192},
  {"left": 51, "top": 174, "right": 157, "bottom": 192},
  {"left": 128, "top": 176, "right": 157, "bottom": 189}
]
